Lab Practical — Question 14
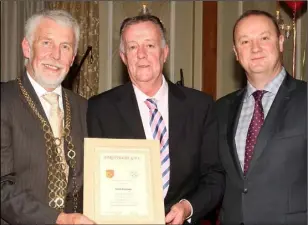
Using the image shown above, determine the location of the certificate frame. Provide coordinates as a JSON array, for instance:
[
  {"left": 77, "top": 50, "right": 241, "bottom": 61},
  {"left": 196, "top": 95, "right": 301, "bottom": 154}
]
[{"left": 83, "top": 138, "right": 165, "bottom": 224}]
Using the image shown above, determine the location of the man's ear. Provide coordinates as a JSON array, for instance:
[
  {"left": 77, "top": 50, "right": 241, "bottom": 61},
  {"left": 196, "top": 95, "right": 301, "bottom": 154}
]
[
  {"left": 233, "top": 45, "right": 239, "bottom": 61},
  {"left": 163, "top": 44, "right": 169, "bottom": 63},
  {"left": 278, "top": 34, "right": 284, "bottom": 53},
  {"left": 120, "top": 51, "right": 127, "bottom": 65},
  {"left": 22, "top": 38, "right": 31, "bottom": 59},
  {"left": 70, "top": 54, "right": 76, "bottom": 67}
]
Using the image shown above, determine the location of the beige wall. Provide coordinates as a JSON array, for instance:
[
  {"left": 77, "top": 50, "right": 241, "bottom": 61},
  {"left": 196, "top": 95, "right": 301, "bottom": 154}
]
[{"left": 217, "top": 1, "right": 244, "bottom": 99}]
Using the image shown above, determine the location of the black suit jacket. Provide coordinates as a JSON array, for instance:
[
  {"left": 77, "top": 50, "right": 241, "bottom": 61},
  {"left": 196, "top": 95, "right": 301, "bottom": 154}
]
[
  {"left": 215, "top": 74, "right": 307, "bottom": 225},
  {"left": 87, "top": 80, "right": 225, "bottom": 223},
  {"left": 1, "top": 75, "right": 87, "bottom": 224}
]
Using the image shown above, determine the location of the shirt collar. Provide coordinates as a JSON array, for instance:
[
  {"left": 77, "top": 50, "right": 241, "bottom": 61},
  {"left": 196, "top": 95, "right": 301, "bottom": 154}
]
[
  {"left": 133, "top": 76, "right": 168, "bottom": 103},
  {"left": 246, "top": 67, "right": 286, "bottom": 98},
  {"left": 27, "top": 72, "right": 62, "bottom": 98}
]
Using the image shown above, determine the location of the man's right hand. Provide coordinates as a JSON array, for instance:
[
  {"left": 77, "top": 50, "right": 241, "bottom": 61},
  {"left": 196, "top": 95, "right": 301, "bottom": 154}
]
[{"left": 56, "top": 212, "right": 95, "bottom": 224}]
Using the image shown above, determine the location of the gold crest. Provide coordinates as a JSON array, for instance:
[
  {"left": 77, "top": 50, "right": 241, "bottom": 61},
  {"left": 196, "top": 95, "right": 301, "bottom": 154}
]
[{"left": 106, "top": 170, "right": 114, "bottom": 178}]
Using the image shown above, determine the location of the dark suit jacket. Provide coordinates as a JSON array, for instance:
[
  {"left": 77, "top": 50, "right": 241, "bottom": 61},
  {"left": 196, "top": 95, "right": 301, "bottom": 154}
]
[
  {"left": 87, "top": 80, "right": 225, "bottom": 224},
  {"left": 1, "top": 74, "right": 87, "bottom": 224},
  {"left": 215, "top": 74, "right": 307, "bottom": 225}
]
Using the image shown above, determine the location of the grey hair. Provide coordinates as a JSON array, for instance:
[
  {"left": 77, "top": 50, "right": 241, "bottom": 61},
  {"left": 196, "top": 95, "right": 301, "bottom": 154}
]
[
  {"left": 24, "top": 9, "right": 80, "bottom": 65},
  {"left": 119, "top": 14, "right": 167, "bottom": 53}
]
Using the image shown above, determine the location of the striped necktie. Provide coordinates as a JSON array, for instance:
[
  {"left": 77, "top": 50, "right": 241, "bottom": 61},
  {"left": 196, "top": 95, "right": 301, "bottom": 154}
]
[{"left": 145, "top": 98, "right": 170, "bottom": 198}]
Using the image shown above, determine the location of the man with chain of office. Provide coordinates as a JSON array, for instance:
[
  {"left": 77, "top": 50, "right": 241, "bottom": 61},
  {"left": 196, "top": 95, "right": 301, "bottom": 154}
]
[{"left": 1, "top": 10, "right": 94, "bottom": 224}]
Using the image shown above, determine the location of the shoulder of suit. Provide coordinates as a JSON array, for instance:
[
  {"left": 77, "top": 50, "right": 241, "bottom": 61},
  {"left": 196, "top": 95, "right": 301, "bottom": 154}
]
[
  {"left": 62, "top": 88, "right": 87, "bottom": 114},
  {"left": 289, "top": 78, "right": 307, "bottom": 101},
  {"left": 1, "top": 79, "right": 18, "bottom": 90},
  {"left": 292, "top": 78, "right": 307, "bottom": 90},
  {"left": 1, "top": 80, "right": 21, "bottom": 115},
  {"left": 215, "top": 89, "right": 243, "bottom": 105},
  {"left": 64, "top": 88, "right": 87, "bottom": 102},
  {"left": 169, "top": 82, "right": 214, "bottom": 102},
  {"left": 1, "top": 79, "right": 19, "bottom": 99},
  {"left": 88, "top": 83, "right": 130, "bottom": 104}
]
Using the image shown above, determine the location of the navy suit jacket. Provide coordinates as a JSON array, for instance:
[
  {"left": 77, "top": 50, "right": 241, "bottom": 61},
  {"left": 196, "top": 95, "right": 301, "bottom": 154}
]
[
  {"left": 215, "top": 74, "right": 307, "bottom": 225},
  {"left": 87, "top": 79, "right": 225, "bottom": 224}
]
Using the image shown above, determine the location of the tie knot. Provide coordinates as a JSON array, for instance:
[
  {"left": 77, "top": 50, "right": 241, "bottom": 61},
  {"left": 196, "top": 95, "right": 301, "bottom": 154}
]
[
  {"left": 145, "top": 98, "right": 158, "bottom": 110},
  {"left": 252, "top": 90, "right": 266, "bottom": 102},
  {"left": 43, "top": 92, "right": 60, "bottom": 106}
]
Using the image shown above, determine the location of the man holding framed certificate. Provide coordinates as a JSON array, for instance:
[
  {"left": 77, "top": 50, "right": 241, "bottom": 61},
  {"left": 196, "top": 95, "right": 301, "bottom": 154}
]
[{"left": 87, "top": 14, "right": 225, "bottom": 224}]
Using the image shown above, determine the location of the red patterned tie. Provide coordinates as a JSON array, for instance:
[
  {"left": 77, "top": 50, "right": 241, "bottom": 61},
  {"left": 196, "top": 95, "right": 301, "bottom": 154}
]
[{"left": 244, "top": 90, "right": 266, "bottom": 175}]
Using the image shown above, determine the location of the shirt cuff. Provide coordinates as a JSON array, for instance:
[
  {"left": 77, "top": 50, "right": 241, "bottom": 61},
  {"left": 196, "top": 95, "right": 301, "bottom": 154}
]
[{"left": 179, "top": 199, "right": 193, "bottom": 222}]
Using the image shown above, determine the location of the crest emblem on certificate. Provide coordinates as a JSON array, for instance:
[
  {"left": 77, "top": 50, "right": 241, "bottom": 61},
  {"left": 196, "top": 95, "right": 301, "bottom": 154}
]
[
  {"left": 130, "top": 171, "right": 138, "bottom": 178},
  {"left": 106, "top": 169, "right": 114, "bottom": 178}
]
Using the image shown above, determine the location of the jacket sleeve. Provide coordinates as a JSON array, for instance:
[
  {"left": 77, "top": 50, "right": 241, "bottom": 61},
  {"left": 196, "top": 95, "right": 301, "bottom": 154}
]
[{"left": 186, "top": 98, "right": 225, "bottom": 223}]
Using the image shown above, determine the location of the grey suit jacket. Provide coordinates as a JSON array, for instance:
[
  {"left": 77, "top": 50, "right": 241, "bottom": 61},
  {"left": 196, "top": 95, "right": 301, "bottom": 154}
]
[
  {"left": 215, "top": 74, "right": 307, "bottom": 225},
  {"left": 1, "top": 74, "right": 87, "bottom": 224}
]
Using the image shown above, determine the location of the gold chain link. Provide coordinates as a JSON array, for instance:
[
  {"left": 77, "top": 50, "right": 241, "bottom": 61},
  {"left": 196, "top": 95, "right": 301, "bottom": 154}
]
[{"left": 17, "top": 78, "right": 79, "bottom": 212}]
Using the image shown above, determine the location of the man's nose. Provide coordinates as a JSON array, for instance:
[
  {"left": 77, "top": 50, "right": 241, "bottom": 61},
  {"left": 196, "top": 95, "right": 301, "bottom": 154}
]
[
  {"left": 137, "top": 46, "right": 147, "bottom": 59},
  {"left": 51, "top": 45, "right": 61, "bottom": 60},
  {"left": 251, "top": 40, "right": 261, "bottom": 53}
]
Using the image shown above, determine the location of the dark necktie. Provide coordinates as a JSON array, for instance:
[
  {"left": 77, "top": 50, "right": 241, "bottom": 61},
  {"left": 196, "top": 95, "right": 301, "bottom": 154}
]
[{"left": 244, "top": 90, "right": 266, "bottom": 175}]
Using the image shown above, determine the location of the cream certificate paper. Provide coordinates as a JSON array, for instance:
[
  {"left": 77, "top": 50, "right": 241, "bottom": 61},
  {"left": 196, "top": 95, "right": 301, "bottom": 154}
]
[
  {"left": 83, "top": 138, "right": 165, "bottom": 224},
  {"left": 99, "top": 152, "right": 148, "bottom": 216}
]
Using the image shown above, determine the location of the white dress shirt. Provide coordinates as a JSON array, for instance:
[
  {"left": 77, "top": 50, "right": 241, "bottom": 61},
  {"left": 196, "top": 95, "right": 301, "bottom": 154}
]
[
  {"left": 27, "top": 72, "right": 63, "bottom": 120},
  {"left": 235, "top": 68, "right": 286, "bottom": 170},
  {"left": 133, "top": 76, "right": 169, "bottom": 139}
]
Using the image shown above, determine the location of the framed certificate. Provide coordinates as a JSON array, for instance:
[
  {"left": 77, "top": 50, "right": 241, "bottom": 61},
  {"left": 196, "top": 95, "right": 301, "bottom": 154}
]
[{"left": 83, "top": 138, "right": 165, "bottom": 224}]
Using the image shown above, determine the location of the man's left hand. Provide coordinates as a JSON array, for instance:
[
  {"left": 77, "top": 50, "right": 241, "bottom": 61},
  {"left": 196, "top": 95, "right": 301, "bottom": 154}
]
[{"left": 165, "top": 200, "right": 191, "bottom": 225}]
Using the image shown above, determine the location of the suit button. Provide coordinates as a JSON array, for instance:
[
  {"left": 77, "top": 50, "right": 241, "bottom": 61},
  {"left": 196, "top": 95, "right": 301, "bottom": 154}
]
[
  {"left": 240, "top": 223, "right": 244, "bottom": 225},
  {"left": 243, "top": 188, "right": 248, "bottom": 194}
]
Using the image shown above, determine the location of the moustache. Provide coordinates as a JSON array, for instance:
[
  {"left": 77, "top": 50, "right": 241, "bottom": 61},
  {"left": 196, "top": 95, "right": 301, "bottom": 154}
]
[{"left": 41, "top": 61, "right": 64, "bottom": 69}]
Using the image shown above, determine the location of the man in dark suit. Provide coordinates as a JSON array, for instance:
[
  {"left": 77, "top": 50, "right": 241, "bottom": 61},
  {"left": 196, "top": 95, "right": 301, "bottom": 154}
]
[
  {"left": 1, "top": 10, "right": 93, "bottom": 224},
  {"left": 87, "top": 14, "right": 225, "bottom": 225},
  {"left": 215, "top": 10, "right": 307, "bottom": 225}
]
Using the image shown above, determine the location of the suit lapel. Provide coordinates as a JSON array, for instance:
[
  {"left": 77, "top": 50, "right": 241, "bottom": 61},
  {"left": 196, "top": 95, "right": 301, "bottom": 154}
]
[
  {"left": 62, "top": 90, "right": 80, "bottom": 196},
  {"left": 20, "top": 74, "right": 50, "bottom": 124},
  {"left": 115, "top": 83, "right": 146, "bottom": 139},
  {"left": 165, "top": 81, "right": 187, "bottom": 201},
  {"left": 168, "top": 82, "right": 187, "bottom": 152},
  {"left": 61, "top": 89, "right": 72, "bottom": 162},
  {"left": 247, "top": 75, "right": 294, "bottom": 176},
  {"left": 227, "top": 89, "right": 246, "bottom": 178}
]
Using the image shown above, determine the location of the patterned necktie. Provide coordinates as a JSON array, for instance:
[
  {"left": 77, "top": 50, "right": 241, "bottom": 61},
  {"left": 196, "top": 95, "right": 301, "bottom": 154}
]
[
  {"left": 43, "top": 92, "right": 69, "bottom": 210},
  {"left": 145, "top": 98, "right": 170, "bottom": 198},
  {"left": 244, "top": 90, "right": 266, "bottom": 175}
]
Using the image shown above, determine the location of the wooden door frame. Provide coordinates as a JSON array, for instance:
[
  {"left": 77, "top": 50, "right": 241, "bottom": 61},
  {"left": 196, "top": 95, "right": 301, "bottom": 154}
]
[{"left": 202, "top": 1, "right": 217, "bottom": 100}]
